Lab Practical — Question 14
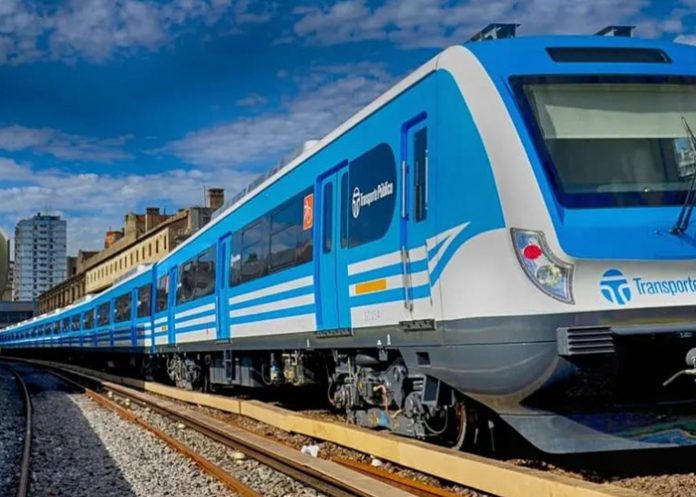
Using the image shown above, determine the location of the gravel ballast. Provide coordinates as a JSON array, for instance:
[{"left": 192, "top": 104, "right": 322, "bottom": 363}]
[
  {"left": 0, "top": 363, "right": 25, "bottom": 496},
  {"left": 121, "top": 397, "right": 326, "bottom": 497},
  {"left": 15, "top": 365, "right": 237, "bottom": 497}
]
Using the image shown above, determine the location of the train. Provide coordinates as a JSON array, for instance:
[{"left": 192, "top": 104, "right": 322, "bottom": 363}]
[{"left": 4, "top": 28, "right": 696, "bottom": 455}]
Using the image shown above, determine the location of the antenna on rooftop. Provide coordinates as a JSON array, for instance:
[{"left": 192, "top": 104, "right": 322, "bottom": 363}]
[
  {"left": 595, "top": 25, "right": 635, "bottom": 37},
  {"left": 469, "top": 23, "right": 520, "bottom": 42}
]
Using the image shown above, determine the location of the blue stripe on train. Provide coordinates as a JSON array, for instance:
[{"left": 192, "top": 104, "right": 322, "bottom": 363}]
[
  {"left": 229, "top": 304, "right": 316, "bottom": 326},
  {"left": 229, "top": 284, "right": 315, "bottom": 311},
  {"left": 349, "top": 259, "right": 428, "bottom": 285}
]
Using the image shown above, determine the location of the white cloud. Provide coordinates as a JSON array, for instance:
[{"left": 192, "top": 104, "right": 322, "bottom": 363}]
[
  {"left": 49, "top": 0, "right": 168, "bottom": 62},
  {"left": 0, "top": 125, "right": 132, "bottom": 162},
  {"left": 0, "top": 0, "right": 269, "bottom": 64},
  {"left": 0, "top": 0, "right": 46, "bottom": 64},
  {"left": 235, "top": 93, "right": 269, "bottom": 107},
  {"left": 675, "top": 34, "right": 696, "bottom": 45},
  {"left": 0, "top": 157, "right": 255, "bottom": 253},
  {"left": 292, "top": 0, "right": 655, "bottom": 48},
  {"left": 164, "top": 62, "right": 396, "bottom": 168}
]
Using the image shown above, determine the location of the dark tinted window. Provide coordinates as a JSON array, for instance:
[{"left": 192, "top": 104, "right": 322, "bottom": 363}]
[
  {"left": 177, "top": 259, "right": 195, "bottom": 304},
  {"left": 71, "top": 315, "right": 80, "bottom": 331},
  {"left": 115, "top": 293, "right": 131, "bottom": 323},
  {"left": 156, "top": 274, "right": 169, "bottom": 312},
  {"left": 84, "top": 310, "right": 94, "bottom": 329},
  {"left": 177, "top": 245, "right": 216, "bottom": 304},
  {"left": 348, "top": 143, "right": 397, "bottom": 247},
  {"left": 97, "top": 303, "right": 110, "bottom": 326},
  {"left": 323, "top": 182, "right": 333, "bottom": 253},
  {"left": 194, "top": 246, "right": 216, "bottom": 298},
  {"left": 62, "top": 318, "right": 69, "bottom": 332},
  {"left": 137, "top": 284, "right": 151, "bottom": 318},
  {"left": 241, "top": 218, "right": 269, "bottom": 283},
  {"left": 270, "top": 201, "right": 297, "bottom": 270},
  {"left": 230, "top": 189, "right": 313, "bottom": 286},
  {"left": 547, "top": 47, "right": 670, "bottom": 63},
  {"left": 413, "top": 127, "right": 428, "bottom": 222},
  {"left": 269, "top": 193, "right": 313, "bottom": 272}
]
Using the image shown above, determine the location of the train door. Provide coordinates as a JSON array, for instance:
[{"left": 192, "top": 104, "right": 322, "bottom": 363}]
[
  {"left": 401, "top": 114, "right": 436, "bottom": 323},
  {"left": 216, "top": 233, "right": 232, "bottom": 340},
  {"left": 167, "top": 266, "right": 177, "bottom": 345},
  {"left": 316, "top": 163, "right": 351, "bottom": 331}
]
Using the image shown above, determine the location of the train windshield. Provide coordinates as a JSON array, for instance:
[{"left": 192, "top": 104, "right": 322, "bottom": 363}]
[{"left": 520, "top": 79, "right": 696, "bottom": 207}]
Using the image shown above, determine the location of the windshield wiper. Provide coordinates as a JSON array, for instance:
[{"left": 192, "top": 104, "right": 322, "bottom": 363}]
[{"left": 670, "top": 117, "right": 696, "bottom": 235}]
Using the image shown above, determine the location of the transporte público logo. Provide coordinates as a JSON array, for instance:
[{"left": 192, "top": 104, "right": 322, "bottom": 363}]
[{"left": 600, "top": 268, "right": 696, "bottom": 305}]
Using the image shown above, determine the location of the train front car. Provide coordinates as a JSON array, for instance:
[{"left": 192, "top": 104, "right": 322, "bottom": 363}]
[{"left": 447, "top": 36, "right": 696, "bottom": 453}]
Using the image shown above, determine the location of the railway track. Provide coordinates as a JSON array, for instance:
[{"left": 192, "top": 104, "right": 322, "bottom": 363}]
[
  {"left": 72, "top": 379, "right": 265, "bottom": 497},
  {"left": 3, "top": 363, "right": 32, "bottom": 497},
  {"left": 46, "top": 366, "right": 415, "bottom": 497},
  {"left": 16, "top": 358, "right": 652, "bottom": 497}
]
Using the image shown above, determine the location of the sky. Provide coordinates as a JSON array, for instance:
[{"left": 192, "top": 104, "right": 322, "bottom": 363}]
[{"left": 0, "top": 0, "right": 694, "bottom": 255}]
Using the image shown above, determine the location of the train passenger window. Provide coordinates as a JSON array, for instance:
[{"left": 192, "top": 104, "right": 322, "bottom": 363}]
[
  {"left": 230, "top": 189, "right": 315, "bottom": 286},
  {"left": 137, "top": 284, "right": 151, "bottom": 317},
  {"left": 348, "top": 143, "right": 397, "bottom": 247},
  {"left": 323, "top": 183, "right": 333, "bottom": 253},
  {"left": 156, "top": 275, "right": 169, "bottom": 312},
  {"left": 62, "top": 318, "right": 69, "bottom": 332},
  {"left": 340, "top": 173, "right": 348, "bottom": 248},
  {"left": 71, "top": 315, "right": 80, "bottom": 331},
  {"left": 269, "top": 194, "right": 313, "bottom": 272},
  {"left": 177, "top": 260, "right": 196, "bottom": 304},
  {"left": 177, "top": 245, "right": 216, "bottom": 304},
  {"left": 115, "top": 293, "right": 131, "bottom": 322},
  {"left": 270, "top": 201, "right": 298, "bottom": 270},
  {"left": 413, "top": 127, "right": 428, "bottom": 222},
  {"left": 240, "top": 218, "right": 269, "bottom": 282},
  {"left": 97, "top": 303, "right": 110, "bottom": 326},
  {"left": 194, "top": 246, "right": 216, "bottom": 299},
  {"left": 84, "top": 310, "right": 94, "bottom": 329}
]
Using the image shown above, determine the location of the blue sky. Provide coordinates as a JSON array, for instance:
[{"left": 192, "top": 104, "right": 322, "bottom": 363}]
[{"left": 0, "top": 0, "right": 694, "bottom": 254}]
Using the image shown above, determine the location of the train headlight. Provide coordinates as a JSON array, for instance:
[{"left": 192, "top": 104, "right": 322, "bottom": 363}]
[
  {"left": 536, "top": 264, "right": 562, "bottom": 286},
  {"left": 511, "top": 229, "right": 574, "bottom": 304}
]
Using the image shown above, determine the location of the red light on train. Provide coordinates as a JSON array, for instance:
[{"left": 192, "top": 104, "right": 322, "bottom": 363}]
[{"left": 523, "top": 244, "right": 543, "bottom": 260}]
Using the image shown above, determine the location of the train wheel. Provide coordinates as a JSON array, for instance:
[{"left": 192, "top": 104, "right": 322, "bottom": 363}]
[
  {"left": 450, "top": 401, "right": 493, "bottom": 453},
  {"left": 451, "top": 402, "right": 475, "bottom": 450}
]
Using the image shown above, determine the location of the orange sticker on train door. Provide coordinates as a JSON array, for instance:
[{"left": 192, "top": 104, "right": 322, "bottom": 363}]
[{"left": 303, "top": 193, "right": 314, "bottom": 230}]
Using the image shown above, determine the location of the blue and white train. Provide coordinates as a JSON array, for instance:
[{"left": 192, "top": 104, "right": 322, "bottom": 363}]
[{"left": 4, "top": 31, "right": 696, "bottom": 454}]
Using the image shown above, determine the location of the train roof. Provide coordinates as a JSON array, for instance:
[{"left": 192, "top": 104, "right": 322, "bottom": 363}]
[{"left": 465, "top": 35, "right": 696, "bottom": 77}]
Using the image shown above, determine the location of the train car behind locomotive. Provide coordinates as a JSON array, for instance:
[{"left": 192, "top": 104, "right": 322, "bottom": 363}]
[{"left": 4, "top": 30, "right": 696, "bottom": 454}]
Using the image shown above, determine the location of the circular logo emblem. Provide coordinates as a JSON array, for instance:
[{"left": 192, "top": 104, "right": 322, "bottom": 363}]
[
  {"left": 600, "top": 269, "right": 632, "bottom": 305},
  {"left": 352, "top": 187, "right": 361, "bottom": 219}
]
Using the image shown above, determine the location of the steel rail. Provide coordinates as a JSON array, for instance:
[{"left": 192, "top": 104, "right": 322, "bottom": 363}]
[
  {"left": 49, "top": 370, "right": 263, "bottom": 497},
  {"left": 332, "top": 458, "right": 462, "bottom": 497},
  {"left": 5, "top": 363, "right": 32, "bottom": 497}
]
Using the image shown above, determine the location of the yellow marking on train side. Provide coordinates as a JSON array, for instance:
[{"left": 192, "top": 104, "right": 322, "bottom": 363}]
[{"left": 355, "top": 279, "right": 387, "bottom": 294}]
